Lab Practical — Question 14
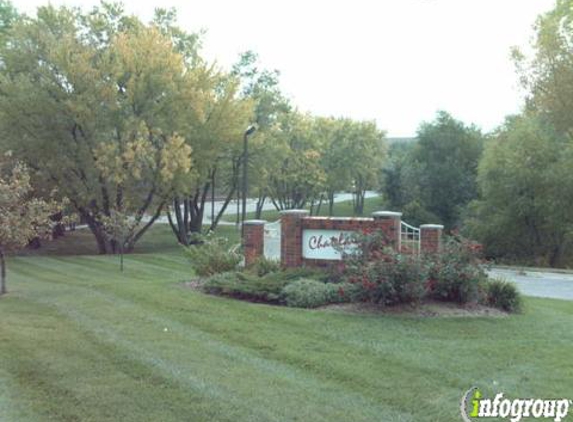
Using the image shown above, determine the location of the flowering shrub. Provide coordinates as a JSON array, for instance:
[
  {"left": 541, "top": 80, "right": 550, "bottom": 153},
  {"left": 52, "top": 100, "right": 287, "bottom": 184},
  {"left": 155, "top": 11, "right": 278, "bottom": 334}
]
[
  {"left": 425, "top": 235, "right": 487, "bottom": 304},
  {"left": 339, "top": 230, "right": 427, "bottom": 305}
]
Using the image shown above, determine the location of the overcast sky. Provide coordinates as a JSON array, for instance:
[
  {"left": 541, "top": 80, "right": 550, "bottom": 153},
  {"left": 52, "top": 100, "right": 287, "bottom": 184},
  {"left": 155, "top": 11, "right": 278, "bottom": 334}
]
[{"left": 17, "top": 0, "right": 555, "bottom": 136}]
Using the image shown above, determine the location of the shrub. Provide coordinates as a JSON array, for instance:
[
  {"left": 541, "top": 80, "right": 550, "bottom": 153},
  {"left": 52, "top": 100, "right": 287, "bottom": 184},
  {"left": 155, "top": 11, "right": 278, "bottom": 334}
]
[
  {"left": 247, "top": 256, "right": 281, "bottom": 277},
  {"left": 280, "top": 279, "right": 344, "bottom": 308},
  {"left": 425, "top": 236, "right": 487, "bottom": 304},
  {"left": 340, "top": 230, "right": 427, "bottom": 305},
  {"left": 484, "top": 277, "right": 522, "bottom": 313},
  {"left": 183, "top": 235, "right": 241, "bottom": 277},
  {"left": 203, "top": 272, "right": 290, "bottom": 303}
]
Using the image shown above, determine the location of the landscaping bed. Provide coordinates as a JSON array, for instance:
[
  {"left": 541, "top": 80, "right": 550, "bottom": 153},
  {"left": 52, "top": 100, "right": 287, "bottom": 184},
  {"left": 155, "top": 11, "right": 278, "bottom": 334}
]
[{"left": 183, "top": 231, "right": 523, "bottom": 314}]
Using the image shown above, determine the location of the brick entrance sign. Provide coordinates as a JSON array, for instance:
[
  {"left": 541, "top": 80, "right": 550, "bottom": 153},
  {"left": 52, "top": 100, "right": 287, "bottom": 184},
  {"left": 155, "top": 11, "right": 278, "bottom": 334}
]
[{"left": 243, "top": 210, "right": 443, "bottom": 268}]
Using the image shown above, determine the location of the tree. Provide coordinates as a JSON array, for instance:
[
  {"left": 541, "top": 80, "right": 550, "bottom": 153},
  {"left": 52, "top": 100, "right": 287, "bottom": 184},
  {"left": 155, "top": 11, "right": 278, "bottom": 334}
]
[
  {"left": 411, "top": 111, "right": 483, "bottom": 229},
  {"left": 466, "top": 115, "right": 573, "bottom": 267},
  {"left": 512, "top": 0, "right": 573, "bottom": 137},
  {"left": 318, "top": 118, "right": 354, "bottom": 215},
  {"left": 231, "top": 51, "right": 290, "bottom": 131},
  {"left": 101, "top": 209, "right": 134, "bottom": 272},
  {"left": 0, "top": 4, "right": 197, "bottom": 253},
  {"left": 165, "top": 72, "right": 253, "bottom": 244},
  {"left": 344, "top": 120, "right": 386, "bottom": 215},
  {"left": 265, "top": 111, "right": 326, "bottom": 211},
  {"left": 231, "top": 51, "right": 291, "bottom": 219},
  {"left": 0, "top": 158, "right": 59, "bottom": 295},
  {"left": 0, "top": 0, "right": 18, "bottom": 45}
]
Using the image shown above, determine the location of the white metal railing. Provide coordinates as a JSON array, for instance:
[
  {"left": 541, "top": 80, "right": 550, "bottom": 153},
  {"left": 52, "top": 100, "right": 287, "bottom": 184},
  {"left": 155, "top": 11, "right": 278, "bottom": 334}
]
[{"left": 400, "top": 221, "right": 420, "bottom": 255}]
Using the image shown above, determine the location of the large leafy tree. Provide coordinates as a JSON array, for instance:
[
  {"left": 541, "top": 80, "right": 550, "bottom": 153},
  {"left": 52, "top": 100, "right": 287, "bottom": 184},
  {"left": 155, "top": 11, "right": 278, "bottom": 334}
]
[
  {"left": 231, "top": 51, "right": 291, "bottom": 219},
  {"left": 0, "top": 0, "right": 18, "bottom": 44},
  {"left": 166, "top": 73, "right": 253, "bottom": 244},
  {"left": 0, "top": 4, "right": 199, "bottom": 253},
  {"left": 265, "top": 111, "right": 326, "bottom": 211},
  {"left": 513, "top": 0, "right": 573, "bottom": 137},
  {"left": 466, "top": 115, "right": 573, "bottom": 267},
  {"left": 343, "top": 120, "right": 386, "bottom": 215},
  {"left": 468, "top": 0, "right": 573, "bottom": 267},
  {"left": 0, "top": 158, "right": 59, "bottom": 295},
  {"left": 411, "top": 111, "right": 483, "bottom": 229}
]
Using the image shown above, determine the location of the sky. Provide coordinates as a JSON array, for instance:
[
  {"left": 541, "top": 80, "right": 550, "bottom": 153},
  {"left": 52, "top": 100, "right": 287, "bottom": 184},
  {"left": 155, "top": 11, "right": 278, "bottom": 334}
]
[{"left": 16, "top": 0, "right": 556, "bottom": 137}]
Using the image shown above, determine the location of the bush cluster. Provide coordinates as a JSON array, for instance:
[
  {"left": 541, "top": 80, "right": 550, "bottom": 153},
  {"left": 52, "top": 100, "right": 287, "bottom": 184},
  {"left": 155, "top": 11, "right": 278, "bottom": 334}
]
[
  {"left": 280, "top": 279, "right": 359, "bottom": 308},
  {"left": 189, "top": 230, "right": 521, "bottom": 313},
  {"left": 338, "top": 230, "right": 520, "bottom": 312},
  {"left": 183, "top": 234, "right": 241, "bottom": 277},
  {"left": 339, "top": 230, "right": 427, "bottom": 305},
  {"left": 203, "top": 268, "right": 332, "bottom": 307},
  {"left": 202, "top": 271, "right": 289, "bottom": 303},
  {"left": 246, "top": 256, "right": 281, "bottom": 277},
  {"left": 425, "top": 236, "right": 488, "bottom": 304},
  {"left": 484, "top": 277, "right": 522, "bottom": 313}
]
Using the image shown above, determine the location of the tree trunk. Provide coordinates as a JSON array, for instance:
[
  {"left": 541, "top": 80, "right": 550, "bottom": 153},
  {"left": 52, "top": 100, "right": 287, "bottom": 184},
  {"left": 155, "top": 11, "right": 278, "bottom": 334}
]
[
  {"left": 84, "top": 215, "right": 109, "bottom": 254},
  {"left": 353, "top": 189, "right": 365, "bottom": 215},
  {"left": 0, "top": 249, "right": 6, "bottom": 295},
  {"left": 316, "top": 194, "right": 324, "bottom": 216},
  {"left": 209, "top": 184, "right": 237, "bottom": 231},
  {"left": 549, "top": 241, "right": 564, "bottom": 268},
  {"left": 328, "top": 191, "right": 335, "bottom": 216},
  {"left": 255, "top": 195, "right": 266, "bottom": 219},
  {"left": 167, "top": 209, "right": 189, "bottom": 246},
  {"left": 125, "top": 202, "right": 165, "bottom": 252}
]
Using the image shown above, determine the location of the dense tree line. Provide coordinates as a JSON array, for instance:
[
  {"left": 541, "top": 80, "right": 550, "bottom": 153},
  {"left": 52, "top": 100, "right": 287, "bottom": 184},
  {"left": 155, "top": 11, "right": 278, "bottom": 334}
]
[
  {"left": 382, "top": 0, "right": 573, "bottom": 267},
  {"left": 0, "top": 1, "right": 386, "bottom": 253},
  {"left": 4, "top": 0, "right": 573, "bottom": 267}
]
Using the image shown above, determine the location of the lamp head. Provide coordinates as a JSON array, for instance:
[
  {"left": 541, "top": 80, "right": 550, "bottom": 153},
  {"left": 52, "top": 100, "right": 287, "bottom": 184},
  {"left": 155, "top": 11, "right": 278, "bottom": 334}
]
[{"left": 245, "top": 125, "right": 257, "bottom": 136}]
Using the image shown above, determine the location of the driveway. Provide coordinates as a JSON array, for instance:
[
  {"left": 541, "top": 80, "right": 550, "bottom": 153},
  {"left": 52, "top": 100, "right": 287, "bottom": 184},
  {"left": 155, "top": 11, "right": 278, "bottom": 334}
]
[{"left": 488, "top": 268, "right": 573, "bottom": 301}]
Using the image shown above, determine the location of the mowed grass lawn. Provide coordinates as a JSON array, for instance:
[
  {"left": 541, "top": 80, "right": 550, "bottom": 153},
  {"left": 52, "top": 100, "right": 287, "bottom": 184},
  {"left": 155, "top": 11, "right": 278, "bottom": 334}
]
[
  {"left": 1, "top": 247, "right": 572, "bottom": 421},
  {"left": 238, "top": 195, "right": 385, "bottom": 222}
]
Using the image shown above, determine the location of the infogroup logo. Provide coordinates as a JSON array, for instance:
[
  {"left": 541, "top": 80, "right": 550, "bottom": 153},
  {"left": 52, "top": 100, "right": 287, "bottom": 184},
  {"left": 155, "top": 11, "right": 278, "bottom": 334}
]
[{"left": 461, "top": 387, "right": 571, "bottom": 422}]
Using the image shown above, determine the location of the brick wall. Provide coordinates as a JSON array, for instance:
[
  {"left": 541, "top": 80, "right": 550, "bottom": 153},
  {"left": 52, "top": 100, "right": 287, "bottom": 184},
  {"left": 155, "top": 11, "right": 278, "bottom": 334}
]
[
  {"left": 243, "top": 211, "right": 444, "bottom": 268},
  {"left": 420, "top": 224, "right": 444, "bottom": 254},
  {"left": 281, "top": 210, "right": 402, "bottom": 269},
  {"left": 243, "top": 220, "right": 265, "bottom": 266}
]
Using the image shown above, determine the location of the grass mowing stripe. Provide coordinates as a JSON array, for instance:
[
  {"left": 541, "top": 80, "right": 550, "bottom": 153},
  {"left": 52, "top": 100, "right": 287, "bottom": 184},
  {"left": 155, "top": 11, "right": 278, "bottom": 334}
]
[
  {"left": 10, "top": 264, "right": 416, "bottom": 420},
  {"left": 4, "top": 255, "right": 573, "bottom": 421},
  {"left": 5, "top": 271, "right": 475, "bottom": 419},
  {"left": 0, "top": 298, "right": 237, "bottom": 422},
  {"left": 8, "top": 256, "right": 564, "bottom": 404}
]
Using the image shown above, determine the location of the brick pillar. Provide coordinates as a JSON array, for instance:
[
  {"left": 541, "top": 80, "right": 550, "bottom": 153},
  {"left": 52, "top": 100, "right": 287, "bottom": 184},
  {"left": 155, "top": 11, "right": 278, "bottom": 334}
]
[
  {"left": 420, "top": 224, "right": 444, "bottom": 254},
  {"left": 371, "top": 211, "right": 402, "bottom": 251},
  {"left": 243, "top": 220, "right": 266, "bottom": 266},
  {"left": 280, "top": 210, "right": 308, "bottom": 268}
]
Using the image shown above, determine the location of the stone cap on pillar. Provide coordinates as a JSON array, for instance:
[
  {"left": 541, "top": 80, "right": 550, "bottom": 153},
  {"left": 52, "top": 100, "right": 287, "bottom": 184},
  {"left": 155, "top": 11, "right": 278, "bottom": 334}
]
[
  {"left": 420, "top": 224, "right": 444, "bottom": 229},
  {"left": 243, "top": 219, "right": 267, "bottom": 225},
  {"left": 279, "top": 209, "right": 309, "bottom": 216},
  {"left": 372, "top": 211, "right": 402, "bottom": 219}
]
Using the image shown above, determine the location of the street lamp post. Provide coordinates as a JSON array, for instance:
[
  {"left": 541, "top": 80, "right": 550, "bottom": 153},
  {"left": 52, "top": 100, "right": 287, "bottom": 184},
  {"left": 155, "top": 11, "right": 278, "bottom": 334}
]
[{"left": 241, "top": 125, "right": 257, "bottom": 236}]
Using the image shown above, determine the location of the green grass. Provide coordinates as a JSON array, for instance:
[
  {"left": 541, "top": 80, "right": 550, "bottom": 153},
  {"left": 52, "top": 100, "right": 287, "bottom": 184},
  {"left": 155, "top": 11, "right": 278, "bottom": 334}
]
[
  {"left": 234, "top": 196, "right": 385, "bottom": 222},
  {"left": 18, "top": 196, "right": 381, "bottom": 257},
  {"left": 1, "top": 253, "right": 572, "bottom": 422},
  {"left": 17, "top": 224, "right": 241, "bottom": 257}
]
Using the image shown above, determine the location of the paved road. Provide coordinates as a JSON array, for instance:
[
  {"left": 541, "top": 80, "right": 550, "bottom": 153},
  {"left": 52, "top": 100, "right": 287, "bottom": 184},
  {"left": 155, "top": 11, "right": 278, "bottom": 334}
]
[
  {"left": 155, "top": 191, "right": 381, "bottom": 226},
  {"left": 489, "top": 268, "right": 573, "bottom": 301}
]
